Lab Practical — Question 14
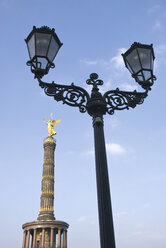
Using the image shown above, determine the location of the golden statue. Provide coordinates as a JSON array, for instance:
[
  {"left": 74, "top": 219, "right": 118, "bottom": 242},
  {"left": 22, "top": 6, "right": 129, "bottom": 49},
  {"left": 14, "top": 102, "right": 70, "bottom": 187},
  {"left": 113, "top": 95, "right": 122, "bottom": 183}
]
[{"left": 43, "top": 113, "right": 61, "bottom": 136}]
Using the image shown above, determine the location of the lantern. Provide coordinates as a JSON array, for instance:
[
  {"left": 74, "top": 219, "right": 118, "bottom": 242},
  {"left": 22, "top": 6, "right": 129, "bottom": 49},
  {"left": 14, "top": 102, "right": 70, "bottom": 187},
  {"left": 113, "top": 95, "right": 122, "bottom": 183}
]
[
  {"left": 122, "top": 42, "right": 156, "bottom": 90},
  {"left": 25, "top": 26, "right": 63, "bottom": 78}
]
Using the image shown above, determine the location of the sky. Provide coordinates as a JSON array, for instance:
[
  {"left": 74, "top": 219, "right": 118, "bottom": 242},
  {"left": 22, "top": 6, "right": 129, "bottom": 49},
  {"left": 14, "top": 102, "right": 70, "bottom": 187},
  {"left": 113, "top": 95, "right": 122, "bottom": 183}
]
[{"left": 0, "top": 0, "right": 166, "bottom": 247}]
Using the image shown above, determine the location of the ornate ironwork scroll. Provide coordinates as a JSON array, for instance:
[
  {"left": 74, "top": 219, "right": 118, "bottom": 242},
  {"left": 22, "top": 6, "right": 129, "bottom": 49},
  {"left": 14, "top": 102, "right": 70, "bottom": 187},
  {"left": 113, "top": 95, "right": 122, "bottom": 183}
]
[
  {"left": 38, "top": 78, "right": 90, "bottom": 113},
  {"left": 86, "top": 73, "right": 103, "bottom": 89},
  {"left": 104, "top": 89, "right": 148, "bottom": 115},
  {"left": 38, "top": 74, "right": 149, "bottom": 116}
]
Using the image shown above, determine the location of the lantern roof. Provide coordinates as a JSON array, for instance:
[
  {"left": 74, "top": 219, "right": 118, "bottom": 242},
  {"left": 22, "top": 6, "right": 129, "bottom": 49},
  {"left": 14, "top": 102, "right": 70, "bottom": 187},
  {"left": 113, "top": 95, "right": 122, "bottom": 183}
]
[
  {"left": 25, "top": 26, "right": 63, "bottom": 48},
  {"left": 123, "top": 42, "right": 155, "bottom": 60}
]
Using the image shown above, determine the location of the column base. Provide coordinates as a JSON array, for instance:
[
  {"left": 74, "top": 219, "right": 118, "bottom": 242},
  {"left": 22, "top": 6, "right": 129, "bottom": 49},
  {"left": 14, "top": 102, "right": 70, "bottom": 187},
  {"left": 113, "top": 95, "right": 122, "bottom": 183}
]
[{"left": 22, "top": 220, "right": 69, "bottom": 248}]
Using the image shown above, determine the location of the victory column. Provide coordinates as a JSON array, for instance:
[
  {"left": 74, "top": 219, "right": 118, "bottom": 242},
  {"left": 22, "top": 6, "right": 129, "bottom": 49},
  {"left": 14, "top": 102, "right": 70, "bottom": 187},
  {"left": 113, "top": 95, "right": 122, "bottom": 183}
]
[{"left": 22, "top": 114, "right": 69, "bottom": 248}]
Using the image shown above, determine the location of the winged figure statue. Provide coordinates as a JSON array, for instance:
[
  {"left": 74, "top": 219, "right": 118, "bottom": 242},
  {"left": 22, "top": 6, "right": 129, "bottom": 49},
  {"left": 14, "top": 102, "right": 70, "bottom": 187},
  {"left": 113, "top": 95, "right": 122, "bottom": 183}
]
[{"left": 43, "top": 113, "right": 61, "bottom": 136}]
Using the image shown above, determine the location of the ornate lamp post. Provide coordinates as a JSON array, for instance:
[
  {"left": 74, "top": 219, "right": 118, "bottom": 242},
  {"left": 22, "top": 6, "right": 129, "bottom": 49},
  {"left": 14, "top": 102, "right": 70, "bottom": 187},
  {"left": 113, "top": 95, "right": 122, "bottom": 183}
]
[{"left": 25, "top": 26, "right": 156, "bottom": 248}]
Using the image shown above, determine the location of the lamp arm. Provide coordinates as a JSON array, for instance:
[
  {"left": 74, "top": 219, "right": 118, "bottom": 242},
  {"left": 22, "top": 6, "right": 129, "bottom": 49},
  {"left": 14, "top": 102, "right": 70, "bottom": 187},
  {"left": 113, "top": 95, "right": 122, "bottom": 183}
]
[
  {"left": 37, "top": 77, "right": 90, "bottom": 113},
  {"left": 103, "top": 88, "right": 148, "bottom": 115}
]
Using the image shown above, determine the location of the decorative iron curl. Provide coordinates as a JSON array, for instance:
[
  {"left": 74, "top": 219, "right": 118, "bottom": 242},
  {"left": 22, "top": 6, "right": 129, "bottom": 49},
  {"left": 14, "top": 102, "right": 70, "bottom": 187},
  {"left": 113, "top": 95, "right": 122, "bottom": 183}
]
[
  {"left": 38, "top": 79, "right": 90, "bottom": 113},
  {"left": 86, "top": 73, "right": 103, "bottom": 88},
  {"left": 103, "top": 89, "right": 147, "bottom": 115}
]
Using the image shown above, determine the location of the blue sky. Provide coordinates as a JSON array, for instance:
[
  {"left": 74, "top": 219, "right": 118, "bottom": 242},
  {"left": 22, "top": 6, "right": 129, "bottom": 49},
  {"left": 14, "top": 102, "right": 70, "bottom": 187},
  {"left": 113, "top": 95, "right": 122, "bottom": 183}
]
[{"left": 1, "top": 0, "right": 166, "bottom": 247}]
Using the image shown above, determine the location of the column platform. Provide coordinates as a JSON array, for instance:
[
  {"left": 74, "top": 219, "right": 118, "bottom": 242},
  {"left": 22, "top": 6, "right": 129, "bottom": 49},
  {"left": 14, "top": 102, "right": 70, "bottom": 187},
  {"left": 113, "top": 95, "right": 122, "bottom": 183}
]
[{"left": 22, "top": 220, "right": 69, "bottom": 248}]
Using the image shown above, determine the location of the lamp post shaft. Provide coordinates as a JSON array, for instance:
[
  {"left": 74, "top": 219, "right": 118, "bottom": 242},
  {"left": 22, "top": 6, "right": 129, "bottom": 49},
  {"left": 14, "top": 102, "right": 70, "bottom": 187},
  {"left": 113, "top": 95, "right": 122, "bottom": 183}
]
[{"left": 93, "top": 116, "right": 116, "bottom": 248}]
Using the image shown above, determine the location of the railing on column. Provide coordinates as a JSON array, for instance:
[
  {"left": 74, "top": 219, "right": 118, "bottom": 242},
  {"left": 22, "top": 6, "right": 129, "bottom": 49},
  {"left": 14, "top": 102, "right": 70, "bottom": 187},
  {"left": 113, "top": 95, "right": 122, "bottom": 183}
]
[{"left": 34, "top": 242, "right": 57, "bottom": 248}]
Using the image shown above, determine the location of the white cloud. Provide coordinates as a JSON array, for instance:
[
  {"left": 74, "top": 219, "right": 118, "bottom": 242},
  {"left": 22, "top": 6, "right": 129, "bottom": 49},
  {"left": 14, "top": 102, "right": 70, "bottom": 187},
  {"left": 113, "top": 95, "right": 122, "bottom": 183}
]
[
  {"left": 86, "top": 143, "right": 126, "bottom": 156},
  {"left": 40, "top": 90, "right": 47, "bottom": 98},
  {"left": 90, "top": 221, "right": 96, "bottom": 225},
  {"left": 149, "top": 233, "right": 166, "bottom": 240},
  {"left": 66, "top": 150, "right": 75, "bottom": 155},
  {"left": 155, "top": 44, "right": 166, "bottom": 54},
  {"left": 133, "top": 231, "right": 166, "bottom": 240},
  {"left": 80, "top": 57, "right": 109, "bottom": 69},
  {"left": 106, "top": 143, "right": 126, "bottom": 155},
  {"left": 87, "top": 150, "right": 94, "bottom": 156},
  {"left": 133, "top": 231, "right": 144, "bottom": 236},
  {"left": 148, "top": 5, "right": 160, "bottom": 13},
  {"left": 153, "top": 44, "right": 166, "bottom": 69},
  {"left": 80, "top": 47, "right": 127, "bottom": 71},
  {"left": 108, "top": 117, "right": 120, "bottom": 129},
  {"left": 110, "top": 48, "right": 127, "bottom": 69},
  {"left": 119, "top": 83, "right": 138, "bottom": 92},
  {"left": 153, "top": 20, "right": 163, "bottom": 31},
  {"left": 77, "top": 216, "right": 87, "bottom": 222},
  {"left": 100, "top": 80, "right": 112, "bottom": 93},
  {"left": 80, "top": 149, "right": 94, "bottom": 158},
  {"left": 80, "top": 58, "right": 99, "bottom": 66},
  {"left": 115, "top": 211, "right": 127, "bottom": 218},
  {"left": 77, "top": 216, "right": 96, "bottom": 225}
]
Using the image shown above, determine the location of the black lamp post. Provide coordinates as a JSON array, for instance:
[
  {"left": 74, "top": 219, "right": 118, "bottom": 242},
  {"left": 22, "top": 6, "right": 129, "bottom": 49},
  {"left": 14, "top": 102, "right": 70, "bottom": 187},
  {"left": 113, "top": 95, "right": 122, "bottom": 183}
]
[{"left": 25, "top": 26, "right": 156, "bottom": 248}]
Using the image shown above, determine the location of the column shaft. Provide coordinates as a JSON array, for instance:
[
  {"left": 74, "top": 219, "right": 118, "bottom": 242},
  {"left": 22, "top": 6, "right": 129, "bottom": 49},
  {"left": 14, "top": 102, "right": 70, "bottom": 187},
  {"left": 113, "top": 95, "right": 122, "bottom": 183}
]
[
  {"left": 50, "top": 228, "right": 54, "bottom": 248},
  {"left": 25, "top": 230, "right": 30, "bottom": 248},
  {"left": 38, "top": 137, "right": 56, "bottom": 221},
  {"left": 63, "top": 230, "right": 67, "bottom": 248},
  {"left": 32, "top": 229, "right": 36, "bottom": 248},
  {"left": 22, "top": 231, "right": 26, "bottom": 248},
  {"left": 41, "top": 228, "right": 45, "bottom": 248},
  {"left": 57, "top": 229, "right": 61, "bottom": 248},
  {"left": 54, "top": 229, "right": 57, "bottom": 248}
]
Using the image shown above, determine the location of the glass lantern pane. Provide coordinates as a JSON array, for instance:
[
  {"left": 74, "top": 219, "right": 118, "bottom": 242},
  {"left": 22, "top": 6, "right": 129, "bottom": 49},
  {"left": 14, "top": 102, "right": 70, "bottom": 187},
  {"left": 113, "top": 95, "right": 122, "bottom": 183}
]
[
  {"left": 27, "top": 34, "right": 35, "bottom": 59},
  {"left": 126, "top": 61, "right": 134, "bottom": 73},
  {"left": 47, "top": 36, "right": 60, "bottom": 62},
  {"left": 36, "top": 57, "right": 48, "bottom": 70},
  {"left": 136, "top": 75, "right": 144, "bottom": 82},
  {"left": 36, "top": 33, "right": 51, "bottom": 57},
  {"left": 138, "top": 48, "right": 151, "bottom": 70},
  {"left": 126, "top": 49, "right": 141, "bottom": 73},
  {"left": 143, "top": 70, "right": 151, "bottom": 81},
  {"left": 135, "top": 71, "right": 143, "bottom": 82},
  {"left": 150, "top": 51, "right": 154, "bottom": 70}
]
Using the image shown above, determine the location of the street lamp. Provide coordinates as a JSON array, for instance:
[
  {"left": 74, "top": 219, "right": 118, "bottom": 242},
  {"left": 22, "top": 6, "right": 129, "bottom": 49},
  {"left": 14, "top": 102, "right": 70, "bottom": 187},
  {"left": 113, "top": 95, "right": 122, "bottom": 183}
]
[{"left": 25, "top": 26, "right": 156, "bottom": 248}]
